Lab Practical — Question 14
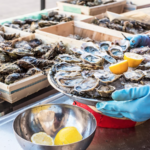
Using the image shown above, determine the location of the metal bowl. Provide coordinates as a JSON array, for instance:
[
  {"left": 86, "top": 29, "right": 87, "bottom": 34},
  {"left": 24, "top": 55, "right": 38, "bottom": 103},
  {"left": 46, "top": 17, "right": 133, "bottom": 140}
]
[
  {"left": 48, "top": 69, "right": 109, "bottom": 106},
  {"left": 13, "top": 104, "right": 97, "bottom": 150}
]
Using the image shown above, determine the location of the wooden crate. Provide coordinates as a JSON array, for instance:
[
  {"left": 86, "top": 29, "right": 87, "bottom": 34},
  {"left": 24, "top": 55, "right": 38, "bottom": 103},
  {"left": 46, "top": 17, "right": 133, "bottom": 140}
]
[
  {"left": 0, "top": 8, "right": 91, "bottom": 27},
  {"left": 81, "top": 12, "right": 136, "bottom": 35},
  {"left": 36, "top": 21, "right": 132, "bottom": 49},
  {"left": 0, "top": 33, "right": 65, "bottom": 104},
  {"left": 57, "top": 0, "right": 126, "bottom": 15}
]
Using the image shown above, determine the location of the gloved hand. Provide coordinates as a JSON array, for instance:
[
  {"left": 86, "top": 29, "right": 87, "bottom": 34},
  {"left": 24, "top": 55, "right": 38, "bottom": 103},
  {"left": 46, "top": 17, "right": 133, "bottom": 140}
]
[
  {"left": 96, "top": 85, "right": 150, "bottom": 122},
  {"left": 126, "top": 34, "right": 150, "bottom": 48}
]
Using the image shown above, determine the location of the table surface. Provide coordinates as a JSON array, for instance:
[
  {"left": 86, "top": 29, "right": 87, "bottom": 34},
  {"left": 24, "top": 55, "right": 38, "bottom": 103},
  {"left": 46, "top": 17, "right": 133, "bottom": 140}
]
[{"left": 1, "top": 94, "right": 150, "bottom": 150}]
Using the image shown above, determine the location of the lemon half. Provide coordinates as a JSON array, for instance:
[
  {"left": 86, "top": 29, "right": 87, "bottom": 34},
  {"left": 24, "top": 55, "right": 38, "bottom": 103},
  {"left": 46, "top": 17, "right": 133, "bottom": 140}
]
[
  {"left": 54, "top": 127, "right": 82, "bottom": 145},
  {"left": 109, "top": 60, "right": 128, "bottom": 74},
  {"left": 31, "top": 132, "right": 54, "bottom": 146},
  {"left": 124, "top": 52, "right": 143, "bottom": 68}
]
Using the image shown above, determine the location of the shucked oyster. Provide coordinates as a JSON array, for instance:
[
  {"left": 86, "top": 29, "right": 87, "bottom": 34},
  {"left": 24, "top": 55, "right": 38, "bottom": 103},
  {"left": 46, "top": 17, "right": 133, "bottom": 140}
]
[
  {"left": 80, "top": 53, "right": 104, "bottom": 66},
  {"left": 108, "top": 45, "right": 123, "bottom": 59},
  {"left": 54, "top": 62, "right": 82, "bottom": 72},
  {"left": 99, "top": 41, "right": 111, "bottom": 51},
  {"left": 81, "top": 42, "right": 116, "bottom": 64},
  {"left": 94, "top": 71, "right": 121, "bottom": 83},
  {"left": 124, "top": 83, "right": 142, "bottom": 89},
  {"left": 123, "top": 70, "right": 145, "bottom": 82},
  {"left": 56, "top": 76, "right": 84, "bottom": 88},
  {"left": 56, "top": 54, "right": 81, "bottom": 63},
  {"left": 130, "top": 46, "right": 150, "bottom": 55},
  {"left": 73, "top": 77, "right": 99, "bottom": 92},
  {"left": 96, "top": 85, "right": 116, "bottom": 98}
]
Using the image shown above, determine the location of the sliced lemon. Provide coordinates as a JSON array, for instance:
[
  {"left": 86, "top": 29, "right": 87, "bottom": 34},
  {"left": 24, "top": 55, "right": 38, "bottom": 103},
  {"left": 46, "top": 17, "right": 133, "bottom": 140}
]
[
  {"left": 31, "top": 132, "right": 54, "bottom": 146},
  {"left": 109, "top": 60, "right": 128, "bottom": 74},
  {"left": 124, "top": 52, "right": 143, "bottom": 68},
  {"left": 54, "top": 127, "right": 82, "bottom": 145}
]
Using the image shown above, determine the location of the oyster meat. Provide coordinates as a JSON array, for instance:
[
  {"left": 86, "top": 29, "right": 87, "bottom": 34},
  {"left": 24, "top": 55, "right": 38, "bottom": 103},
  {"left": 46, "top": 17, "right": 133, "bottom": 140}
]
[
  {"left": 94, "top": 71, "right": 121, "bottom": 83},
  {"left": 99, "top": 41, "right": 111, "bottom": 51},
  {"left": 96, "top": 85, "right": 116, "bottom": 97},
  {"left": 123, "top": 70, "right": 145, "bottom": 82},
  {"left": 56, "top": 54, "right": 81, "bottom": 63},
  {"left": 80, "top": 53, "right": 104, "bottom": 66},
  {"left": 108, "top": 45, "right": 123, "bottom": 59},
  {"left": 56, "top": 76, "right": 84, "bottom": 88}
]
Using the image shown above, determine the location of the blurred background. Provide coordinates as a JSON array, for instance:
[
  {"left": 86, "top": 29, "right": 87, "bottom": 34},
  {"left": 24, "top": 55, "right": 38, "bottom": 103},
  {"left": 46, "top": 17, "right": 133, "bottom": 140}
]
[{"left": 0, "top": 0, "right": 61, "bottom": 19}]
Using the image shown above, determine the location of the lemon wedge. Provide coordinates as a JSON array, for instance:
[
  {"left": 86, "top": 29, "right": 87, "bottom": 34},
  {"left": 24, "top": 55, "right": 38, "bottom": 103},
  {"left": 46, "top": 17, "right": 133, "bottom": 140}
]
[
  {"left": 109, "top": 60, "right": 128, "bottom": 74},
  {"left": 54, "top": 127, "right": 82, "bottom": 145},
  {"left": 124, "top": 52, "right": 143, "bottom": 67},
  {"left": 31, "top": 132, "right": 54, "bottom": 146}
]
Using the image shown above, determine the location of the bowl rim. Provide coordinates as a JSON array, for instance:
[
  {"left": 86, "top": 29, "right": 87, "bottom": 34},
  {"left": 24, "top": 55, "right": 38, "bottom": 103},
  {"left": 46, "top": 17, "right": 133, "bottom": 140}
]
[{"left": 13, "top": 103, "right": 97, "bottom": 147}]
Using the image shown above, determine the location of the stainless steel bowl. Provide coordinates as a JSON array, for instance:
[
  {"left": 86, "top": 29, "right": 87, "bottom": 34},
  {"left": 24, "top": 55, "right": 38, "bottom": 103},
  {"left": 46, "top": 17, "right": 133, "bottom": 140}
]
[
  {"left": 13, "top": 104, "right": 97, "bottom": 150},
  {"left": 48, "top": 69, "right": 109, "bottom": 106}
]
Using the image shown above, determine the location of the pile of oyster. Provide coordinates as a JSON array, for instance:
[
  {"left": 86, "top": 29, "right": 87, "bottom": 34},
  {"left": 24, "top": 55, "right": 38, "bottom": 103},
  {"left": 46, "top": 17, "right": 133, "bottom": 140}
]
[
  {"left": 0, "top": 38, "right": 66, "bottom": 85},
  {"left": 50, "top": 41, "right": 150, "bottom": 100},
  {"left": 3, "top": 11, "right": 73, "bottom": 33},
  {"left": 64, "top": 0, "right": 115, "bottom": 7},
  {"left": 92, "top": 17, "right": 150, "bottom": 34},
  {"left": 0, "top": 25, "right": 20, "bottom": 42},
  {"left": 68, "top": 34, "right": 96, "bottom": 43}
]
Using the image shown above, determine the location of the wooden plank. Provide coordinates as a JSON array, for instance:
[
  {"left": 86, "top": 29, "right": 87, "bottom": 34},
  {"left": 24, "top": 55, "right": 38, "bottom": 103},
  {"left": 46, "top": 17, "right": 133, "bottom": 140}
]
[{"left": 57, "top": 0, "right": 126, "bottom": 15}]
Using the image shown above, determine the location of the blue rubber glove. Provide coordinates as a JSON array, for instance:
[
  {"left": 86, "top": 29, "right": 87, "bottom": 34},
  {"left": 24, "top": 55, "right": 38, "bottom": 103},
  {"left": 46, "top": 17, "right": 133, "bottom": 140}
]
[
  {"left": 127, "top": 34, "right": 150, "bottom": 48},
  {"left": 96, "top": 85, "right": 150, "bottom": 122}
]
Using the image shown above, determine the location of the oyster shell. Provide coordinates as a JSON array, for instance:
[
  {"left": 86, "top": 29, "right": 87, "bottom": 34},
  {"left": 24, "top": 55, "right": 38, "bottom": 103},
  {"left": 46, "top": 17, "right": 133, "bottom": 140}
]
[
  {"left": 143, "top": 70, "right": 150, "bottom": 79},
  {"left": 137, "top": 62, "right": 150, "bottom": 70},
  {"left": 99, "top": 41, "right": 111, "bottom": 51},
  {"left": 12, "top": 48, "right": 34, "bottom": 57},
  {"left": 15, "top": 41, "right": 32, "bottom": 50},
  {"left": 94, "top": 71, "right": 121, "bottom": 83},
  {"left": 80, "top": 53, "right": 104, "bottom": 66},
  {"left": 56, "top": 76, "right": 84, "bottom": 88},
  {"left": 143, "top": 54, "right": 150, "bottom": 63},
  {"left": 4, "top": 33, "right": 16, "bottom": 40},
  {"left": 130, "top": 46, "right": 150, "bottom": 55},
  {"left": 108, "top": 45, "right": 123, "bottom": 59},
  {"left": 96, "top": 85, "right": 116, "bottom": 97},
  {"left": 73, "top": 77, "right": 99, "bottom": 92},
  {"left": 123, "top": 70, "right": 145, "bottom": 82},
  {"left": 112, "top": 39, "right": 129, "bottom": 52},
  {"left": 28, "top": 39, "right": 42, "bottom": 48},
  {"left": 55, "top": 62, "right": 82, "bottom": 72},
  {"left": 70, "top": 47, "right": 84, "bottom": 57},
  {"left": 57, "top": 54, "right": 81, "bottom": 63},
  {"left": 5, "top": 73, "right": 24, "bottom": 85},
  {"left": 26, "top": 67, "right": 41, "bottom": 76}
]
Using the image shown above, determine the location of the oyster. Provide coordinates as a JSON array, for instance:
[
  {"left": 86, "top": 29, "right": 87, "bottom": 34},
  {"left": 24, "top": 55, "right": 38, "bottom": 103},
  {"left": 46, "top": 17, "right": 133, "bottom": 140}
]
[
  {"left": 49, "top": 11, "right": 58, "bottom": 17},
  {"left": 0, "top": 49, "right": 10, "bottom": 63},
  {"left": 99, "top": 41, "right": 111, "bottom": 51},
  {"left": 57, "top": 54, "right": 81, "bottom": 63},
  {"left": 124, "top": 83, "right": 143, "bottom": 89},
  {"left": 5, "top": 73, "right": 24, "bottom": 84},
  {"left": 17, "top": 56, "right": 38, "bottom": 69},
  {"left": 123, "top": 70, "right": 145, "bottom": 82},
  {"left": 4, "top": 33, "right": 16, "bottom": 40},
  {"left": 96, "top": 85, "right": 116, "bottom": 97},
  {"left": 0, "top": 63, "right": 21, "bottom": 74},
  {"left": 112, "top": 39, "right": 129, "bottom": 52},
  {"left": 56, "top": 76, "right": 84, "bottom": 88},
  {"left": 143, "top": 54, "right": 150, "bottom": 63},
  {"left": 56, "top": 41, "right": 66, "bottom": 54},
  {"left": 108, "top": 45, "right": 123, "bottom": 59},
  {"left": 54, "top": 62, "right": 82, "bottom": 72},
  {"left": 12, "top": 48, "right": 34, "bottom": 57},
  {"left": 12, "top": 19, "right": 26, "bottom": 25},
  {"left": 38, "top": 20, "right": 52, "bottom": 28},
  {"left": 73, "top": 77, "right": 99, "bottom": 92},
  {"left": 70, "top": 47, "right": 84, "bottom": 57},
  {"left": 36, "top": 59, "right": 54, "bottom": 69},
  {"left": 80, "top": 53, "right": 104, "bottom": 66},
  {"left": 33, "top": 44, "right": 51, "bottom": 56},
  {"left": 130, "top": 47, "right": 150, "bottom": 55},
  {"left": 28, "top": 39, "right": 42, "bottom": 48},
  {"left": 143, "top": 70, "right": 150, "bottom": 79},
  {"left": 15, "top": 41, "right": 32, "bottom": 50},
  {"left": 26, "top": 67, "right": 41, "bottom": 76},
  {"left": 24, "top": 18, "right": 38, "bottom": 24},
  {"left": 137, "top": 63, "right": 150, "bottom": 70},
  {"left": 94, "top": 71, "right": 121, "bottom": 83}
]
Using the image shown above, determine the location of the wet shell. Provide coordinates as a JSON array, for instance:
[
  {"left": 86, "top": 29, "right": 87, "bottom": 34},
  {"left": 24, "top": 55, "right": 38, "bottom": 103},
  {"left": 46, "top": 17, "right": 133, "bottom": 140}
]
[
  {"left": 5, "top": 73, "right": 23, "bottom": 85},
  {"left": 108, "top": 45, "right": 123, "bottom": 59},
  {"left": 57, "top": 54, "right": 81, "bottom": 63},
  {"left": 15, "top": 41, "right": 32, "bottom": 50},
  {"left": 124, "top": 83, "right": 143, "bottom": 89},
  {"left": 56, "top": 76, "right": 84, "bottom": 88},
  {"left": 130, "top": 46, "right": 150, "bottom": 55},
  {"left": 28, "top": 39, "right": 42, "bottom": 48},
  {"left": 96, "top": 85, "right": 116, "bottom": 97},
  {"left": 94, "top": 71, "right": 121, "bottom": 83},
  {"left": 12, "top": 48, "right": 34, "bottom": 57},
  {"left": 73, "top": 77, "right": 99, "bottom": 92},
  {"left": 55, "top": 62, "right": 82, "bottom": 72},
  {"left": 123, "top": 70, "right": 145, "bottom": 82},
  {"left": 26, "top": 67, "right": 42, "bottom": 76},
  {"left": 99, "top": 41, "right": 111, "bottom": 51},
  {"left": 80, "top": 53, "right": 104, "bottom": 66}
]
